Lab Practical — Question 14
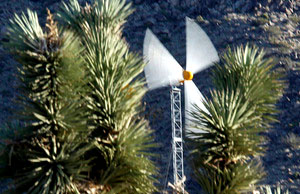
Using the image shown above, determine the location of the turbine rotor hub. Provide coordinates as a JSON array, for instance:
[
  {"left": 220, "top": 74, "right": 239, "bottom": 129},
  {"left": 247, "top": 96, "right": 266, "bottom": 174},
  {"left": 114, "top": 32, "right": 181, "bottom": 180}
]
[{"left": 183, "top": 70, "right": 193, "bottom": 81}]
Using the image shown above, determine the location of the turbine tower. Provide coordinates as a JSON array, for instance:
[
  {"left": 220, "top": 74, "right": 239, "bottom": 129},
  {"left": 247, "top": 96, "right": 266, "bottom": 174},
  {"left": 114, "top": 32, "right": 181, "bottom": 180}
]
[{"left": 143, "top": 17, "right": 219, "bottom": 192}]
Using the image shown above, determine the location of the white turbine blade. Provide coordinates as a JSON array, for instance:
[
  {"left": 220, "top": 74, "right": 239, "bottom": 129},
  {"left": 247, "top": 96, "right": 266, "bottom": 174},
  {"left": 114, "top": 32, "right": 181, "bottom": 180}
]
[
  {"left": 186, "top": 17, "right": 219, "bottom": 73},
  {"left": 143, "top": 29, "right": 183, "bottom": 90},
  {"left": 184, "top": 81, "right": 208, "bottom": 138}
]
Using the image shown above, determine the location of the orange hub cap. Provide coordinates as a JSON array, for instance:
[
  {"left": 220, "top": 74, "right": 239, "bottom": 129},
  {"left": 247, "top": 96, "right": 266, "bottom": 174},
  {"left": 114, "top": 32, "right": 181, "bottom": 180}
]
[{"left": 183, "top": 70, "right": 193, "bottom": 81}]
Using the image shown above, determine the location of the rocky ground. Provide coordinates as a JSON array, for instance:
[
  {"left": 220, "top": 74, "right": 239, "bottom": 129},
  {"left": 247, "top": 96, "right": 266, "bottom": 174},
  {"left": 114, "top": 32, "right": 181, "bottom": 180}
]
[{"left": 0, "top": 0, "right": 300, "bottom": 193}]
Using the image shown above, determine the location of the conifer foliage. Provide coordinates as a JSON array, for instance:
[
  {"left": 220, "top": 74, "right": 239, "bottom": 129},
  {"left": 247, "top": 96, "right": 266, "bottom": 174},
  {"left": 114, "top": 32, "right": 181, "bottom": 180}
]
[
  {"left": 187, "top": 45, "right": 285, "bottom": 193},
  {"left": 0, "top": 0, "right": 157, "bottom": 193}
]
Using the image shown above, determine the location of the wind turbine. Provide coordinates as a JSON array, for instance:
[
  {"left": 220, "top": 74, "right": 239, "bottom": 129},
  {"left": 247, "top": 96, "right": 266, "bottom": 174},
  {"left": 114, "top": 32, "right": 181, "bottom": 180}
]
[{"left": 143, "top": 17, "right": 219, "bottom": 191}]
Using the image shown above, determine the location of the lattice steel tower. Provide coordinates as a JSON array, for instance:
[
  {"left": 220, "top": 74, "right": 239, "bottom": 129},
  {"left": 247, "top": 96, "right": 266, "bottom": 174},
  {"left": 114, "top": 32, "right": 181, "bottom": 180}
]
[
  {"left": 143, "top": 17, "right": 219, "bottom": 193},
  {"left": 170, "top": 86, "right": 184, "bottom": 192}
]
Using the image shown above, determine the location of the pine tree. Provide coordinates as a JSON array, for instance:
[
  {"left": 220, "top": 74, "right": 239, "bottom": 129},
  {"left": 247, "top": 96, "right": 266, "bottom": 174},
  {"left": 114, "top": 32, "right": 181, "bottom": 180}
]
[{"left": 187, "top": 45, "right": 285, "bottom": 193}]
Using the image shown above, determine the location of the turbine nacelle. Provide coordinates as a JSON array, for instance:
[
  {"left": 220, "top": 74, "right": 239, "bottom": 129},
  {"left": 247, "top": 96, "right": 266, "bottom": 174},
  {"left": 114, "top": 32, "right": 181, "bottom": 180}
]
[{"left": 180, "top": 70, "right": 194, "bottom": 84}]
